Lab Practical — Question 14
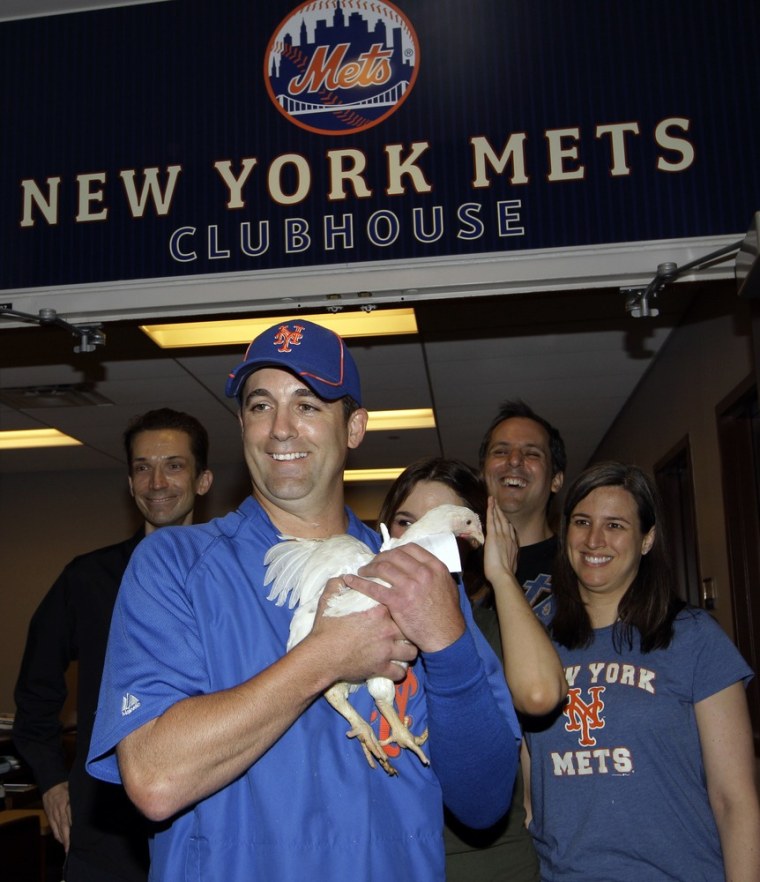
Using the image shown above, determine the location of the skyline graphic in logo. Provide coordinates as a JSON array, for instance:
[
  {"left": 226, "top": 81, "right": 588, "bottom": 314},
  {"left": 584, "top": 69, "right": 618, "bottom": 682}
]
[{"left": 264, "top": 0, "right": 419, "bottom": 136}]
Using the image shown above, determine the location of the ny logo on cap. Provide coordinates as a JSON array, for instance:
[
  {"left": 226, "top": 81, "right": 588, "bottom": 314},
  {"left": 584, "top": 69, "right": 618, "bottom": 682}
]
[{"left": 273, "top": 324, "right": 305, "bottom": 353}]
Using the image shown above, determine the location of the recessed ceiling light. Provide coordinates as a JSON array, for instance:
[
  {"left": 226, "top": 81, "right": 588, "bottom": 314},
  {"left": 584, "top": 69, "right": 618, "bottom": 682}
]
[
  {"left": 0, "top": 428, "right": 82, "bottom": 449},
  {"left": 344, "top": 468, "right": 405, "bottom": 482},
  {"left": 140, "top": 308, "right": 418, "bottom": 348},
  {"left": 366, "top": 409, "right": 435, "bottom": 431}
]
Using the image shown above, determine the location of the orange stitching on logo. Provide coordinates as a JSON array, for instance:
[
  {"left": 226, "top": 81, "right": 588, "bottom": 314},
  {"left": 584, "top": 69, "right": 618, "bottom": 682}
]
[
  {"left": 564, "top": 686, "right": 606, "bottom": 747},
  {"left": 272, "top": 324, "right": 305, "bottom": 352}
]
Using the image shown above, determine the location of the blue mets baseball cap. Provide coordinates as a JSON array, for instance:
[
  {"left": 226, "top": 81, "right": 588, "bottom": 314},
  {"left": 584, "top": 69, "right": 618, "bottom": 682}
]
[{"left": 225, "top": 319, "right": 362, "bottom": 405}]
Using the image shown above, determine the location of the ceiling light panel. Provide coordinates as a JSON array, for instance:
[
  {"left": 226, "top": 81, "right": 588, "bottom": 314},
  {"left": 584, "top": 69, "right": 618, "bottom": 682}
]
[
  {"left": 344, "top": 468, "right": 404, "bottom": 482},
  {"left": 365, "top": 409, "right": 436, "bottom": 431},
  {"left": 141, "top": 308, "right": 418, "bottom": 348},
  {"left": 0, "top": 428, "right": 83, "bottom": 449}
]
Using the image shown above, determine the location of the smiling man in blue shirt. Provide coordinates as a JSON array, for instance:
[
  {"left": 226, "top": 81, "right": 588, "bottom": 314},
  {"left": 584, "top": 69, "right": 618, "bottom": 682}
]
[{"left": 88, "top": 320, "right": 519, "bottom": 882}]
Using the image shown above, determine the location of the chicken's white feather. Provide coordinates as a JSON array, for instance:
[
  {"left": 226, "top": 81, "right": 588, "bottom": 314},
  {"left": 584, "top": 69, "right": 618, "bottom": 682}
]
[
  {"left": 266, "top": 504, "right": 481, "bottom": 619},
  {"left": 264, "top": 503, "right": 484, "bottom": 774},
  {"left": 265, "top": 533, "right": 375, "bottom": 610},
  {"left": 264, "top": 538, "right": 324, "bottom": 608}
]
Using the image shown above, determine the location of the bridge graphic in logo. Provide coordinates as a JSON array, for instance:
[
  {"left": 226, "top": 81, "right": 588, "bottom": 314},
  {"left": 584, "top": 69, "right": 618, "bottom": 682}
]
[{"left": 265, "top": 0, "right": 419, "bottom": 136}]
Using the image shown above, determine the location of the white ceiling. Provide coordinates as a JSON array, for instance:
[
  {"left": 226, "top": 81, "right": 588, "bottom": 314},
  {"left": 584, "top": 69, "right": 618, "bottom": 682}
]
[{"left": 0, "top": 284, "right": 701, "bottom": 483}]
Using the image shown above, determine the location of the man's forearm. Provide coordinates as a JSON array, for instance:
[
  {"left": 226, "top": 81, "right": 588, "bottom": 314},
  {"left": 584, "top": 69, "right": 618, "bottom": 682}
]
[
  {"left": 422, "top": 628, "right": 519, "bottom": 828},
  {"left": 117, "top": 637, "right": 335, "bottom": 820}
]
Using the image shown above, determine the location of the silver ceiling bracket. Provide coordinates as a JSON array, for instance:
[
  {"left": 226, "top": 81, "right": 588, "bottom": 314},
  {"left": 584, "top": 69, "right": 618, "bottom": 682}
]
[
  {"left": 0, "top": 306, "right": 106, "bottom": 353},
  {"left": 621, "top": 239, "right": 743, "bottom": 319}
]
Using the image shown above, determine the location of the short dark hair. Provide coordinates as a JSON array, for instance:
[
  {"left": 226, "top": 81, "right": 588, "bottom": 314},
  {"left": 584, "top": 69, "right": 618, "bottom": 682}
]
[
  {"left": 551, "top": 461, "right": 683, "bottom": 653},
  {"left": 341, "top": 395, "right": 361, "bottom": 422},
  {"left": 123, "top": 408, "right": 210, "bottom": 474},
  {"left": 478, "top": 399, "right": 567, "bottom": 477}
]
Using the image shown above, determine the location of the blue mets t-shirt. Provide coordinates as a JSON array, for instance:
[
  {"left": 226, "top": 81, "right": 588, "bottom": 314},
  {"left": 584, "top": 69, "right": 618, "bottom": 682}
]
[{"left": 525, "top": 609, "right": 753, "bottom": 882}]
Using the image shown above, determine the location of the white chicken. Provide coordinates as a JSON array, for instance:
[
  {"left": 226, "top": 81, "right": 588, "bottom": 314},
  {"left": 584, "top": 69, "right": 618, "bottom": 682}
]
[{"left": 264, "top": 503, "right": 484, "bottom": 775}]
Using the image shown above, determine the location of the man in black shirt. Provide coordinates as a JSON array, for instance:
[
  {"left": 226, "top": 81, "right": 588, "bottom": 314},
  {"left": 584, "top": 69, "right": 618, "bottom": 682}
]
[
  {"left": 13, "top": 408, "right": 213, "bottom": 882},
  {"left": 478, "top": 400, "right": 567, "bottom": 619}
]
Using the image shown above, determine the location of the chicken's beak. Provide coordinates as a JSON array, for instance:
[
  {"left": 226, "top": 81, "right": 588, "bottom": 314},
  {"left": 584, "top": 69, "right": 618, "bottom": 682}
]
[{"left": 458, "top": 528, "right": 485, "bottom": 549}]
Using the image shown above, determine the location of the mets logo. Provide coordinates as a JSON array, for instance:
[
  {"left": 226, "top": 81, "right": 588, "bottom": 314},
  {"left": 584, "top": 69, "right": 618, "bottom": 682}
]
[
  {"left": 272, "top": 323, "right": 305, "bottom": 352},
  {"left": 264, "top": 0, "right": 419, "bottom": 136},
  {"left": 563, "top": 686, "right": 606, "bottom": 747}
]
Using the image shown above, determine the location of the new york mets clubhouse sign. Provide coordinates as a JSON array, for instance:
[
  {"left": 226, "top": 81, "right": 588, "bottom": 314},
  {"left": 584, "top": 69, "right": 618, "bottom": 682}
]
[{"left": 1, "top": 0, "right": 758, "bottom": 303}]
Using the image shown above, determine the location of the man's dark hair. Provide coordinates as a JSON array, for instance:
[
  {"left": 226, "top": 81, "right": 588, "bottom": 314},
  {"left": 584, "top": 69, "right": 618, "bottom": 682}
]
[
  {"left": 478, "top": 399, "right": 567, "bottom": 477},
  {"left": 341, "top": 395, "right": 361, "bottom": 422},
  {"left": 123, "top": 408, "right": 210, "bottom": 474}
]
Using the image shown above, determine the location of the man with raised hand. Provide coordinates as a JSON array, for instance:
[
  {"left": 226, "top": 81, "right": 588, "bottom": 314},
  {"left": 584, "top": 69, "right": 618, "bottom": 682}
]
[{"left": 479, "top": 400, "right": 567, "bottom": 620}]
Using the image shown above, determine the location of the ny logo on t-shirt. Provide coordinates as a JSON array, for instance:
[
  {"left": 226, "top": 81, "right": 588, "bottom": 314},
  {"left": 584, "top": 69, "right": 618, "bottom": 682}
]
[{"left": 563, "top": 686, "right": 606, "bottom": 747}]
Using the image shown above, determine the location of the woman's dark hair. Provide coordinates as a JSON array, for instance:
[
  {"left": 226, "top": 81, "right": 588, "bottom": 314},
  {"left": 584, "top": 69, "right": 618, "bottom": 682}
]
[
  {"left": 551, "top": 461, "right": 683, "bottom": 653},
  {"left": 377, "top": 457, "right": 490, "bottom": 604}
]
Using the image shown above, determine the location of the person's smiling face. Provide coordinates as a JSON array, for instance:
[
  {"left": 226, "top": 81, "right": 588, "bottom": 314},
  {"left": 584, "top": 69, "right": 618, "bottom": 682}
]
[
  {"left": 567, "top": 485, "right": 655, "bottom": 609},
  {"left": 128, "top": 429, "right": 212, "bottom": 532},
  {"left": 239, "top": 367, "right": 366, "bottom": 519},
  {"left": 482, "top": 417, "right": 562, "bottom": 530}
]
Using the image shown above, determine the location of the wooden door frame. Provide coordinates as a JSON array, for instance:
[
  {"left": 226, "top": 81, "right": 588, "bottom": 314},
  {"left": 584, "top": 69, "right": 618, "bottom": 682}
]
[
  {"left": 654, "top": 436, "right": 702, "bottom": 608},
  {"left": 717, "top": 374, "right": 760, "bottom": 756}
]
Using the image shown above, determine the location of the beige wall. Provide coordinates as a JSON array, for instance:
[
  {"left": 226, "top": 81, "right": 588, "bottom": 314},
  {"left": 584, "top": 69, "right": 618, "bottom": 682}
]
[
  {"left": 0, "top": 462, "right": 251, "bottom": 713},
  {"left": 591, "top": 284, "right": 755, "bottom": 639}
]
